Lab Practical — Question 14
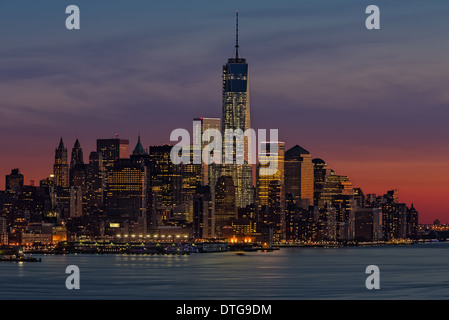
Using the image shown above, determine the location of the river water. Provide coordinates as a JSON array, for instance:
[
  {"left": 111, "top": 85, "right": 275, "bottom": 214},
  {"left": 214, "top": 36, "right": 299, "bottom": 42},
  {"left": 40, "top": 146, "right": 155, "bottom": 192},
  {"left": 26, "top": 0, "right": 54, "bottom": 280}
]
[{"left": 1, "top": 242, "right": 448, "bottom": 300}]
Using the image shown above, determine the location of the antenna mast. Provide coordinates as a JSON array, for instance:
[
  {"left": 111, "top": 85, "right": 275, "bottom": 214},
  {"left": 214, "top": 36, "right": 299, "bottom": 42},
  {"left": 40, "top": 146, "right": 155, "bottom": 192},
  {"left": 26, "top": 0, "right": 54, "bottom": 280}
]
[{"left": 235, "top": 10, "right": 239, "bottom": 59}]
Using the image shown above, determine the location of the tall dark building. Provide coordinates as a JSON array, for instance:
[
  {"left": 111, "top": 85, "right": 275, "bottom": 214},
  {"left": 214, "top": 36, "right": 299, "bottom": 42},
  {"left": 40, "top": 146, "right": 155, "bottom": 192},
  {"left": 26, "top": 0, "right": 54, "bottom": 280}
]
[
  {"left": 70, "top": 139, "right": 84, "bottom": 169},
  {"left": 148, "top": 145, "right": 182, "bottom": 215},
  {"left": 407, "top": 204, "right": 419, "bottom": 239},
  {"left": 69, "top": 139, "right": 86, "bottom": 186},
  {"left": 214, "top": 175, "right": 236, "bottom": 236},
  {"left": 96, "top": 137, "right": 130, "bottom": 216},
  {"left": 4, "top": 169, "right": 25, "bottom": 216},
  {"left": 380, "top": 190, "right": 407, "bottom": 240},
  {"left": 354, "top": 207, "right": 382, "bottom": 241},
  {"left": 129, "top": 136, "right": 154, "bottom": 228},
  {"left": 53, "top": 138, "right": 69, "bottom": 188},
  {"left": 14, "top": 185, "right": 49, "bottom": 222},
  {"left": 192, "top": 186, "right": 214, "bottom": 239},
  {"left": 97, "top": 137, "right": 130, "bottom": 170},
  {"left": 6, "top": 168, "right": 24, "bottom": 196},
  {"left": 69, "top": 139, "right": 86, "bottom": 218},
  {"left": 85, "top": 151, "right": 104, "bottom": 212},
  {"left": 268, "top": 180, "right": 285, "bottom": 242}
]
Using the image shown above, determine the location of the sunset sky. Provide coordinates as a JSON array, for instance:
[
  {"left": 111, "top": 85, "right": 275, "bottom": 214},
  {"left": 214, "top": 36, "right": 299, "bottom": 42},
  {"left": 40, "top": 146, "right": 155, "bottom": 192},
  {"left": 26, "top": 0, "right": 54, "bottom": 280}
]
[{"left": 0, "top": 0, "right": 448, "bottom": 223}]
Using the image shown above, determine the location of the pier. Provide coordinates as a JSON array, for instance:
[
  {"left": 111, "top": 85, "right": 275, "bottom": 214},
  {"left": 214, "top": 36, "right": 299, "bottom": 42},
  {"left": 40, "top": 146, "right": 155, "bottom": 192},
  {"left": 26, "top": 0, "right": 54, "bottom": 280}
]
[{"left": 0, "top": 245, "right": 41, "bottom": 262}]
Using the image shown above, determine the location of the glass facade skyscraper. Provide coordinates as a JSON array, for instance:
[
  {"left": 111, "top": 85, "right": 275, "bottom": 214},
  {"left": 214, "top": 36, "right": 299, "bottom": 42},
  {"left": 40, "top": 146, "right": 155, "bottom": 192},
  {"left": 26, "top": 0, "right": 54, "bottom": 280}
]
[
  {"left": 257, "top": 141, "right": 285, "bottom": 207},
  {"left": 218, "top": 11, "right": 254, "bottom": 210},
  {"left": 104, "top": 158, "right": 147, "bottom": 222},
  {"left": 284, "top": 145, "right": 314, "bottom": 209},
  {"left": 193, "top": 117, "right": 221, "bottom": 186}
]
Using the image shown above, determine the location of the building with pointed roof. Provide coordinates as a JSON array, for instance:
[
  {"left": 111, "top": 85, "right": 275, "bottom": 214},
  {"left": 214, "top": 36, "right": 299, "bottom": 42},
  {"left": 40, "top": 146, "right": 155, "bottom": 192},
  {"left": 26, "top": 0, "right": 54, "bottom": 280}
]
[
  {"left": 70, "top": 139, "right": 84, "bottom": 169},
  {"left": 53, "top": 138, "right": 69, "bottom": 188},
  {"left": 132, "top": 135, "right": 148, "bottom": 156}
]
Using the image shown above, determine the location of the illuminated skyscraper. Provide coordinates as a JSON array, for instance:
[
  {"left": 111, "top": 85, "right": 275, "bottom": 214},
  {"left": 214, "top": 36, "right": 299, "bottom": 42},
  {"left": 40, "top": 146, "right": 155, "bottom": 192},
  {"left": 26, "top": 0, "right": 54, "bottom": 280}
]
[
  {"left": 319, "top": 173, "right": 355, "bottom": 240},
  {"left": 312, "top": 158, "right": 332, "bottom": 207},
  {"left": 284, "top": 145, "right": 314, "bottom": 208},
  {"left": 104, "top": 158, "right": 147, "bottom": 223},
  {"left": 257, "top": 141, "right": 285, "bottom": 242},
  {"left": 219, "top": 11, "right": 254, "bottom": 209},
  {"left": 257, "top": 141, "right": 285, "bottom": 207},
  {"left": 180, "top": 147, "right": 202, "bottom": 205},
  {"left": 53, "top": 138, "right": 69, "bottom": 188},
  {"left": 318, "top": 173, "right": 354, "bottom": 209},
  {"left": 0, "top": 217, "right": 7, "bottom": 245},
  {"left": 193, "top": 117, "right": 221, "bottom": 186}
]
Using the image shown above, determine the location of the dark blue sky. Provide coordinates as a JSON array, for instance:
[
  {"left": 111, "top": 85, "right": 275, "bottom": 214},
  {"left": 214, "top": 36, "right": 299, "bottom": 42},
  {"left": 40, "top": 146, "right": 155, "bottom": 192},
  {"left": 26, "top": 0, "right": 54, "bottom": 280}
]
[{"left": 1, "top": 0, "right": 449, "bottom": 222}]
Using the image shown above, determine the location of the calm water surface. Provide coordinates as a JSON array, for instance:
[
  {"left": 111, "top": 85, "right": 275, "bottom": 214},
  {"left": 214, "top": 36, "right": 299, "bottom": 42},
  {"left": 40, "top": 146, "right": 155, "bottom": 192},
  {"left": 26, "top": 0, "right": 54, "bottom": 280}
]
[{"left": 1, "top": 242, "right": 448, "bottom": 300}]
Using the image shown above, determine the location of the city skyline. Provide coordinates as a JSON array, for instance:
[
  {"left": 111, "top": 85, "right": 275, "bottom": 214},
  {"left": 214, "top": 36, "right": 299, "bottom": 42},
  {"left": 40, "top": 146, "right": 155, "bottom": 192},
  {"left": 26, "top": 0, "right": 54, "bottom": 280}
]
[
  {"left": 1, "top": 1, "right": 449, "bottom": 224},
  {"left": 0, "top": 12, "right": 421, "bottom": 246},
  {"left": 0, "top": 128, "right": 435, "bottom": 224}
]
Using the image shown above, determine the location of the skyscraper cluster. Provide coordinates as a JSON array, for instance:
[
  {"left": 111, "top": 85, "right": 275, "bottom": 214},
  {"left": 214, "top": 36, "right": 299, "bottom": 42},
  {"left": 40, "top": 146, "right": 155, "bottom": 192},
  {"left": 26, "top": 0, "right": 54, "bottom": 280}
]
[{"left": 0, "top": 13, "right": 419, "bottom": 246}]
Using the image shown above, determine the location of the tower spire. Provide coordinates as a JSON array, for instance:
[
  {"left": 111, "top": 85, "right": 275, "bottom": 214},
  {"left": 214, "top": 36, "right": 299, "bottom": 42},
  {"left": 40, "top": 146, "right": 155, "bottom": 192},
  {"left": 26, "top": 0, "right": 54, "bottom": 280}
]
[
  {"left": 58, "top": 137, "right": 64, "bottom": 149},
  {"left": 235, "top": 9, "right": 239, "bottom": 59}
]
